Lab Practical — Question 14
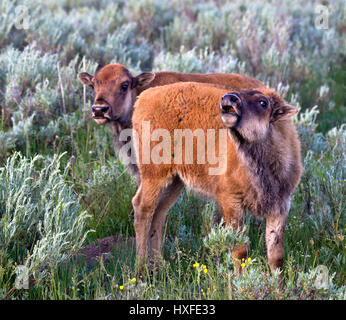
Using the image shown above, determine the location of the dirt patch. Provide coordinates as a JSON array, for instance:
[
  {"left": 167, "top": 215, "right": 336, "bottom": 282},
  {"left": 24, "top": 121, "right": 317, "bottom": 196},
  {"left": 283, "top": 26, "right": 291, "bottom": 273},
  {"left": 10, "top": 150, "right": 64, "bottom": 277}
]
[{"left": 78, "top": 236, "right": 135, "bottom": 266}]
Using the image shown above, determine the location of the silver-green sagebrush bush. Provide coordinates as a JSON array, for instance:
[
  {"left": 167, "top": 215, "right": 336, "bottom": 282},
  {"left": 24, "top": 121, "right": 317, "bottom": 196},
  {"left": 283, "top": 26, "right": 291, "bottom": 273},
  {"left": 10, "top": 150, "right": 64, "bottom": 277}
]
[
  {"left": 203, "top": 220, "right": 248, "bottom": 257},
  {"left": 0, "top": 152, "right": 91, "bottom": 279},
  {"left": 0, "top": 0, "right": 344, "bottom": 299},
  {"left": 293, "top": 107, "right": 345, "bottom": 238},
  {"left": 0, "top": 45, "right": 82, "bottom": 118},
  {"left": 228, "top": 261, "right": 346, "bottom": 300}
]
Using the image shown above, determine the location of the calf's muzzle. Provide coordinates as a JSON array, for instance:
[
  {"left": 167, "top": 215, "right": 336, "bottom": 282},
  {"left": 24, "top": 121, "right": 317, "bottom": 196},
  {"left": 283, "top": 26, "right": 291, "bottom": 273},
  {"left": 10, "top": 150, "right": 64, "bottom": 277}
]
[
  {"left": 92, "top": 105, "right": 110, "bottom": 118},
  {"left": 220, "top": 93, "right": 242, "bottom": 129},
  {"left": 220, "top": 93, "right": 242, "bottom": 115}
]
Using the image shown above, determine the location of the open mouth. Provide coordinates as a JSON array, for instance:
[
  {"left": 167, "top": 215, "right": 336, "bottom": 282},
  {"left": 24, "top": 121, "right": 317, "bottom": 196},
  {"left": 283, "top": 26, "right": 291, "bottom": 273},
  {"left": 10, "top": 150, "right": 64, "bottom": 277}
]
[
  {"left": 92, "top": 116, "right": 109, "bottom": 125},
  {"left": 220, "top": 101, "right": 241, "bottom": 117},
  {"left": 220, "top": 100, "right": 242, "bottom": 131},
  {"left": 92, "top": 112, "right": 112, "bottom": 120},
  {"left": 221, "top": 104, "right": 237, "bottom": 115},
  {"left": 92, "top": 114, "right": 120, "bottom": 121},
  {"left": 93, "top": 116, "right": 107, "bottom": 119},
  {"left": 220, "top": 103, "right": 240, "bottom": 126}
]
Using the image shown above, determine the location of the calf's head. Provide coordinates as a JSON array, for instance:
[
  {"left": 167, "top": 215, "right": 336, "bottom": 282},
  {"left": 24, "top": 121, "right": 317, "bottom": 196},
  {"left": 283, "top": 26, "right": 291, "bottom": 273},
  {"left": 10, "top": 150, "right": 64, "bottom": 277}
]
[
  {"left": 78, "top": 64, "right": 155, "bottom": 125},
  {"left": 220, "top": 89, "right": 298, "bottom": 143}
]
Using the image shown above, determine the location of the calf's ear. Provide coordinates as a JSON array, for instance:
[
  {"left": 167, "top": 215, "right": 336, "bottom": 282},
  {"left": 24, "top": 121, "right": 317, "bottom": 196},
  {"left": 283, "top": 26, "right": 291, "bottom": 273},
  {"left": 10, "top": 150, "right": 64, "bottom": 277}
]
[
  {"left": 78, "top": 72, "right": 94, "bottom": 87},
  {"left": 132, "top": 72, "right": 155, "bottom": 89},
  {"left": 271, "top": 104, "right": 298, "bottom": 122}
]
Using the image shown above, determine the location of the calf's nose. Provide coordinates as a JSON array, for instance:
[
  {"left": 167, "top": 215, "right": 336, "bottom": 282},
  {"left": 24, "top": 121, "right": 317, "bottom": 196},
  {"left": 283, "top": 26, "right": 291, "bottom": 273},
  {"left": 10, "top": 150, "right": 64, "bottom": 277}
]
[
  {"left": 220, "top": 93, "right": 242, "bottom": 114},
  {"left": 92, "top": 105, "right": 110, "bottom": 117}
]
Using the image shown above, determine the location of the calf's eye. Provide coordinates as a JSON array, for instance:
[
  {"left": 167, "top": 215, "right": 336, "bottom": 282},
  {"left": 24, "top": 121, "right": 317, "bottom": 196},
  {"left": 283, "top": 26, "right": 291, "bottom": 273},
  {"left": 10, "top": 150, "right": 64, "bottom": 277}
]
[
  {"left": 121, "top": 82, "right": 129, "bottom": 92},
  {"left": 259, "top": 100, "right": 267, "bottom": 109}
]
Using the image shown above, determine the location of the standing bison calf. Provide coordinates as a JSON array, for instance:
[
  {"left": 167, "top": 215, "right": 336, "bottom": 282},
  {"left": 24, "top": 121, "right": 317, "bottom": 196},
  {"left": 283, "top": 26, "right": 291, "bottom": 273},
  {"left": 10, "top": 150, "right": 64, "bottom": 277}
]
[{"left": 132, "top": 82, "right": 302, "bottom": 275}]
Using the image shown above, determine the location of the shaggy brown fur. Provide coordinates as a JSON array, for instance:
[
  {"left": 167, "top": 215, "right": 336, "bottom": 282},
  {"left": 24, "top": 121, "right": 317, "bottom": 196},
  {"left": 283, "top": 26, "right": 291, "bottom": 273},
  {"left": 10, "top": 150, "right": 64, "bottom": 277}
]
[
  {"left": 132, "top": 82, "right": 302, "bottom": 275},
  {"left": 78, "top": 64, "right": 265, "bottom": 178}
]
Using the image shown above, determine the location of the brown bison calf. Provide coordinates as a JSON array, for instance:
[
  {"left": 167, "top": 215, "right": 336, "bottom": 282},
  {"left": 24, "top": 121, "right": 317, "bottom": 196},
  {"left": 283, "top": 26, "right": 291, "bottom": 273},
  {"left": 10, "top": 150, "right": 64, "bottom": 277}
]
[
  {"left": 78, "top": 64, "right": 264, "bottom": 178},
  {"left": 132, "top": 82, "right": 302, "bottom": 275}
]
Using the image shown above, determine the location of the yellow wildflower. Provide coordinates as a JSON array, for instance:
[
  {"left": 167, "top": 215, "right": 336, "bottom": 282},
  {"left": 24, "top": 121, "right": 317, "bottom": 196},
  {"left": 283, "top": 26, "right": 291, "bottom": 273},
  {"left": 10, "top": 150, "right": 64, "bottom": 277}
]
[{"left": 130, "top": 277, "right": 136, "bottom": 284}]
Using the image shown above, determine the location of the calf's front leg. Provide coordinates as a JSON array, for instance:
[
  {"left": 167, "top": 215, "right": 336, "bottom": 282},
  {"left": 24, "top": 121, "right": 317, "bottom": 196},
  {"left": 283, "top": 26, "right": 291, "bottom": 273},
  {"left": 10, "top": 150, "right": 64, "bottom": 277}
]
[
  {"left": 265, "top": 213, "right": 287, "bottom": 277},
  {"left": 149, "top": 176, "right": 184, "bottom": 265},
  {"left": 132, "top": 181, "right": 162, "bottom": 266}
]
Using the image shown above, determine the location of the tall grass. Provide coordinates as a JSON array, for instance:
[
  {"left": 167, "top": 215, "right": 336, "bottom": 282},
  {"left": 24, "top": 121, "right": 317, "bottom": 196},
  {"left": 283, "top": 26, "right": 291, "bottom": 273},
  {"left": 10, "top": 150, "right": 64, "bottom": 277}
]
[{"left": 0, "top": 0, "right": 344, "bottom": 299}]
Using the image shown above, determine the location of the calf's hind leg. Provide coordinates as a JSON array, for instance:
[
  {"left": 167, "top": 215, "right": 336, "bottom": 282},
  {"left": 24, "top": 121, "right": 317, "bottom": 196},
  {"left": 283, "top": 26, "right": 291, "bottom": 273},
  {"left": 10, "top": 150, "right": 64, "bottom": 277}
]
[{"left": 217, "top": 194, "right": 248, "bottom": 274}]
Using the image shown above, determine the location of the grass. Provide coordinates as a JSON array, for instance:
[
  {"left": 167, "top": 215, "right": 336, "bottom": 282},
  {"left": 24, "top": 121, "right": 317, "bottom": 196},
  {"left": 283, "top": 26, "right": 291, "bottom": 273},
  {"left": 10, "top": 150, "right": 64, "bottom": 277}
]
[
  {"left": 0, "top": 116, "right": 344, "bottom": 299},
  {"left": 0, "top": 0, "right": 345, "bottom": 300}
]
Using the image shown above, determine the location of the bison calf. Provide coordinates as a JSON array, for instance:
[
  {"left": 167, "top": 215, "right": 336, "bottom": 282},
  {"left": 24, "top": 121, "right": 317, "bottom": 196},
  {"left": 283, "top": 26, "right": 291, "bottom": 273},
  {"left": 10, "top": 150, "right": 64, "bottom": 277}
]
[{"left": 132, "top": 82, "right": 302, "bottom": 275}]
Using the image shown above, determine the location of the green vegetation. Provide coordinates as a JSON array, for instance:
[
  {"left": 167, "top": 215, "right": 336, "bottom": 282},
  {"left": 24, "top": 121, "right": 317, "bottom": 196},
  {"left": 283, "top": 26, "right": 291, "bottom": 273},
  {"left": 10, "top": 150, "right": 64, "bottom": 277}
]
[{"left": 0, "top": 0, "right": 344, "bottom": 299}]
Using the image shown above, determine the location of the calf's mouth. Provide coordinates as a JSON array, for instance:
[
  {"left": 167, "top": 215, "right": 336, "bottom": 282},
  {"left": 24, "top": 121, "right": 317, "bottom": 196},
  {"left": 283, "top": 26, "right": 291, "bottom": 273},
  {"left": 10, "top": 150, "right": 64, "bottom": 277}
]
[
  {"left": 220, "top": 92, "right": 241, "bottom": 116},
  {"left": 220, "top": 101, "right": 241, "bottom": 129},
  {"left": 91, "top": 105, "right": 113, "bottom": 124}
]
